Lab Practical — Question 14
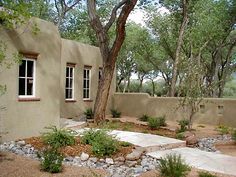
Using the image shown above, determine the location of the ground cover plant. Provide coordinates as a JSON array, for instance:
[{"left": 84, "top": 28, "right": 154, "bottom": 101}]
[
  {"left": 84, "top": 108, "right": 94, "bottom": 119},
  {"left": 110, "top": 109, "right": 121, "bottom": 118},
  {"left": 159, "top": 154, "right": 191, "bottom": 177},
  {"left": 147, "top": 117, "right": 161, "bottom": 130},
  {"left": 177, "top": 119, "right": 190, "bottom": 133},
  {"left": 198, "top": 171, "right": 217, "bottom": 177},
  {"left": 217, "top": 125, "right": 231, "bottom": 135},
  {"left": 139, "top": 114, "right": 149, "bottom": 122}
]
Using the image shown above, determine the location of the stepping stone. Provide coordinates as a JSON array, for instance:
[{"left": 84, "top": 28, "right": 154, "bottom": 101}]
[{"left": 147, "top": 147, "right": 236, "bottom": 176}]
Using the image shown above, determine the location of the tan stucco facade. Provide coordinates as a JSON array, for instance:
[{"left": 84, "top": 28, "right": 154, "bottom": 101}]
[
  {"left": 113, "top": 93, "right": 236, "bottom": 127},
  {"left": 0, "top": 18, "right": 115, "bottom": 141}
]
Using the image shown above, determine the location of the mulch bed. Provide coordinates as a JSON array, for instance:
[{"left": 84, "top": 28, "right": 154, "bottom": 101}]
[{"left": 24, "top": 136, "right": 133, "bottom": 158}]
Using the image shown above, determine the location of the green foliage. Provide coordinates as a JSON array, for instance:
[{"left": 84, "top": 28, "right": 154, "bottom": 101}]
[
  {"left": 177, "top": 119, "right": 190, "bottom": 132},
  {"left": 159, "top": 154, "right": 191, "bottom": 177},
  {"left": 119, "top": 141, "right": 132, "bottom": 147},
  {"left": 217, "top": 125, "right": 230, "bottom": 135},
  {"left": 198, "top": 171, "right": 217, "bottom": 177},
  {"left": 42, "top": 126, "right": 76, "bottom": 149},
  {"left": 176, "top": 132, "right": 185, "bottom": 140},
  {"left": 40, "top": 148, "right": 63, "bottom": 173},
  {"left": 110, "top": 109, "right": 121, "bottom": 118},
  {"left": 81, "top": 129, "right": 119, "bottom": 157},
  {"left": 232, "top": 129, "right": 236, "bottom": 141},
  {"left": 157, "top": 116, "right": 167, "bottom": 126},
  {"left": 148, "top": 117, "right": 160, "bottom": 130},
  {"left": 84, "top": 108, "right": 94, "bottom": 119},
  {"left": 139, "top": 114, "right": 149, "bottom": 122}
]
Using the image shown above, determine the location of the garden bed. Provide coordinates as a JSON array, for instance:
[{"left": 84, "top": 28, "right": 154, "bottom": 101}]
[{"left": 24, "top": 136, "right": 133, "bottom": 158}]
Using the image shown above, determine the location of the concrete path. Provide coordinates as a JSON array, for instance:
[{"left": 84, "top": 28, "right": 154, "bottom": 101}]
[
  {"left": 74, "top": 128, "right": 185, "bottom": 152},
  {"left": 147, "top": 147, "right": 236, "bottom": 176},
  {"left": 60, "top": 118, "right": 86, "bottom": 128}
]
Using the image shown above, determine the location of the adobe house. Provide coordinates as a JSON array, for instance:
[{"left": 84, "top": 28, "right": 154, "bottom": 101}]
[{"left": 0, "top": 18, "right": 115, "bottom": 142}]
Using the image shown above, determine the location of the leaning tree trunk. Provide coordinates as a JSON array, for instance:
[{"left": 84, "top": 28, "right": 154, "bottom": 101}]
[{"left": 169, "top": 0, "right": 189, "bottom": 97}]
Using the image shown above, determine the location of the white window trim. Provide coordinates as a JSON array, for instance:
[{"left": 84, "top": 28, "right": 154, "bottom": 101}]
[
  {"left": 65, "top": 66, "right": 75, "bottom": 100},
  {"left": 83, "top": 68, "right": 91, "bottom": 100},
  {"left": 18, "top": 58, "right": 36, "bottom": 98}
]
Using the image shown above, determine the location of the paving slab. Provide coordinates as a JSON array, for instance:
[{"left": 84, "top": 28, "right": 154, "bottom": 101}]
[
  {"left": 147, "top": 147, "right": 236, "bottom": 176},
  {"left": 74, "top": 128, "right": 185, "bottom": 152},
  {"left": 60, "top": 118, "right": 86, "bottom": 128}
]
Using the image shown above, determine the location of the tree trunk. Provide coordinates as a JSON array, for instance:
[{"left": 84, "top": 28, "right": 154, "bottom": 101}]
[
  {"left": 151, "top": 80, "right": 155, "bottom": 97},
  {"left": 169, "top": 0, "right": 189, "bottom": 97}
]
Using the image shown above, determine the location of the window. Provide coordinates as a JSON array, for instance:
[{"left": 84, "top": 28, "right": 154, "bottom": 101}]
[
  {"left": 18, "top": 58, "right": 36, "bottom": 97},
  {"left": 65, "top": 65, "right": 75, "bottom": 100},
  {"left": 218, "top": 105, "right": 224, "bottom": 115},
  {"left": 83, "top": 67, "right": 91, "bottom": 99}
]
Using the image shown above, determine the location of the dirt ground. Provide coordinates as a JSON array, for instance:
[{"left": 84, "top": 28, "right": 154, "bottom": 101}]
[
  {"left": 0, "top": 152, "right": 107, "bottom": 177},
  {"left": 1, "top": 152, "right": 235, "bottom": 177}
]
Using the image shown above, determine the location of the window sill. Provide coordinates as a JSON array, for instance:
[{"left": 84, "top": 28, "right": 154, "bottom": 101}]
[
  {"left": 83, "top": 99, "right": 93, "bottom": 102},
  {"left": 65, "top": 100, "right": 77, "bottom": 103},
  {"left": 18, "top": 98, "right": 40, "bottom": 102}
]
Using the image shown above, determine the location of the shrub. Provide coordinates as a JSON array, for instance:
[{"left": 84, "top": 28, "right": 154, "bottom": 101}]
[
  {"left": 176, "top": 132, "right": 185, "bottom": 140},
  {"left": 217, "top": 125, "right": 230, "bottom": 135},
  {"left": 84, "top": 108, "right": 94, "bottom": 119},
  {"left": 40, "top": 149, "right": 63, "bottom": 173},
  {"left": 110, "top": 109, "right": 121, "bottom": 118},
  {"left": 119, "top": 141, "right": 132, "bottom": 147},
  {"left": 148, "top": 117, "right": 160, "bottom": 130},
  {"left": 139, "top": 114, "right": 149, "bottom": 122},
  {"left": 198, "top": 171, "right": 217, "bottom": 177},
  {"left": 42, "top": 126, "right": 76, "bottom": 149},
  {"left": 232, "top": 129, "right": 236, "bottom": 141},
  {"left": 177, "top": 119, "right": 190, "bottom": 132},
  {"left": 159, "top": 154, "right": 190, "bottom": 177},
  {"left": 157, "top": 116, "right": 167, "bottom": 126},
  {"left": 81, "top": 129, "right": 119, "bottom": 157}
]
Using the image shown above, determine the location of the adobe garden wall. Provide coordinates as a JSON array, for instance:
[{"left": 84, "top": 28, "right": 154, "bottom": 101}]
[{"left": 113, "top": 93, "right": 236, "bottom": 127}]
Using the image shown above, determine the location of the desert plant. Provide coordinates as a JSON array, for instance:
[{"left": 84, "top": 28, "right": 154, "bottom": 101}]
[
  {"left": 81, "top": 129, "right": 119, "bottom": 157},
  {"left": 40, "top": 148, "right": 63, "bottom": 173},
  {"left": 198, "top": 171, "right": 217, "bottom": 177},
  {"left": 84, "top": 108, "right": 94, "bottom": 119},
  {"left": 217, "top": 125, "right": 230, "bottom": 135},
  {"left": 157, "top": 116, "right": 167, "bottom": 126},
  {"left": 110, "top": 109, "right": 121, "bottom": 118},
  {"left": 177, "top": 119, "right": 190, "bottom": 132},
  {"left": 148, "top": 117, "right": 160, "bottom": 130},
  {"left": 119, "top": 141, "right": 132, "bottom": 147},
  {"left": 176, "top": 132, "right": 185, "bottom": 140},
  {"left": 232, "top": 129, "right": 236, "bottom": 141},
  {"left": 139, "top": 114, "right": 149, "bottom": 122},
  {"left": 159, "top": 154, "right": 191, "bottom": 177},
  {"left": 42, "top": 126, "right": 76, "bottom": 149}
]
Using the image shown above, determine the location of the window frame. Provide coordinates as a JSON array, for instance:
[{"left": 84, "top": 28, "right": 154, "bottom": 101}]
[
  {"left": 18, "top": 58, "right": 36, "bottom": 98},
  {"left": 83, "top": 66, "right": 91, "bottom": 100},
  {"left": 65, "top": 64, "right": 75, "bottom": 101}
]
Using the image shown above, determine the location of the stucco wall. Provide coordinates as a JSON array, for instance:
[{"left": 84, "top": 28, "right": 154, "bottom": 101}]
[
  {"left": 60, "top": 39, "right": 116, "bottom": 119},
  {"left": 113, "top": 93, "right": 236, "bottom": 127},
  {"left": 0, "top": 18, "right": 61, "bottom": 141}
]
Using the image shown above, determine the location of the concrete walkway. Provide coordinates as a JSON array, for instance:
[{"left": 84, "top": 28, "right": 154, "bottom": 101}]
[
  {"left": 147, "top": 147, "right": 236, "bottom": 176},
  {"left": 60, "top": 118, "right": 86, "bottom": 128}
]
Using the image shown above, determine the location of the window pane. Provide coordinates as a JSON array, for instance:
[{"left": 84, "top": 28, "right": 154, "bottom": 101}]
[
  {"left": 27, "top": 79, "right": 33, "bottom": 95},
  {"left": 19, "top": 78, "right": 25, "bottom": 95},
  {"left": 27, "top": 60, "right": 34, "bottom": 77},
  {"left": 83, "top": 89, "right": 86, "bottom": 98},
  {"left": 70, "top": 68, "right": 73, "bottom": 77},
  {"left": 65, "top": 89, "right": 69, "bottom": 98},
  {"left": 69, "top": 78, "right": 73, "bottom": 89},
  {"left": 66, "top": 78, "right": 69, "bottom": 88},
  {"left": 87, "top": 90, "right": 89, "bottom": 99},
  {"left": 86, "top": 80, "right": 89, "bottom": 89},
  {"left": 87, "top": 70, "right": 90, "bottom": 78},
  {"left": 83, "top": 69, "right": 86, "bottom": 79},
  {"left": 19, "top": 60, "right": 26, "bottom": 77},
  {"left": 68, "top": 89, "right": 72, "bottom": 98},
  {"left": 83, "top": 80, "right": 86, "bottom": 88},
  {"left": 66, "top": 67, "right": 69, "bottom": 77}
]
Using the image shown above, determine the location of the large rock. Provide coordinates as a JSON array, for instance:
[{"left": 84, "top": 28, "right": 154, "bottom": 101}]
[
  {"left": 126, "top": 148, "right": 144, "bottom": 161},
  {"left": 80, "top": 152, "right": 89, "bottom": 161},
  {"left": 105, "top": 158, "right": 114, "bottom": 165},
  {"left": 186, "top": 135, "right": 198, "bottom": 147},
  {"left": 114, "top": 156, "right": 125, "bottom": 162}
]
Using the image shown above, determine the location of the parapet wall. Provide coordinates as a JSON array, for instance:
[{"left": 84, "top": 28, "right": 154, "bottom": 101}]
[{"left": 113, "top": 93, "right": 236, "bottom": 127}]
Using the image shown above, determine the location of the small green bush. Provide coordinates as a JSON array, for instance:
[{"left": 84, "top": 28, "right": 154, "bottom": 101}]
[
  {"left": 176, "top": 132, "right": 185, "bottom": 140},
  {"left": 198, "top": 171, "right": 217, "bottom": 177},
  {"left": 157, "top": 116, "right": 167, "bottom": 126},
  {"left": 84, "top": 108, "right": 94, "bottom": 119},
  {"left": 217, "top": 125, "right": 230, "bottom": 135},
  {"left": 119, "top": 141, "right": 132, "bottom": 147},
  {"left": 110, "top": 109, "right": 121, "bottom": 118},
  {"left": 81, "top": 129, "right": 119, "bottom": 157},
  {"left": 148, "top": 117, "right": 160, "bottom": 130},
  {"left": 139, "top": 114, "right": 149, "bottom": 122},
  {"left": 159, "top": 154, "right": 191, "bottom": 177},
  {"left": 42, "top": 126, "right": 76, "bottom": 149},
  {"left": 40, "top": 149, "right": 63, "bottom": 173},
  {"left": 177, "top": 119, "right": 190, "bottom": 132},
  {"left": 232, "top": 129, "right": 236, "bottom": 141}
]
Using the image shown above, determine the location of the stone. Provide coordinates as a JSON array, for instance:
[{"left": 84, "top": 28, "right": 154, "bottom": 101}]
[
  {"left": 65, "top": 156, "right": 74, "bottom": 162},
  {"left": 186, "top": 135, "right": 198, "bottom": 147},
  {"left": 80, "top": 152, "right": 89, "bottom": 161},
  {"left": 105, "top": 158, "right": 114, "bottom": 165},
  {"left": 125, "top": 160, "right": 138, "bottom": 167},
  {"left": 17, "top": 140, "right": 26, "bottom": 146},
  {"left": 114, "top": 156, "right": 125, "bottom": 162},
  {"left": 25, "top": 144, "right": 31, "bottom": 148},
  {"left": 126, "top": 149, "right": 143, "bottom": 161},
  {"left": 134, "top": 167, "right": 143, "bottom": 174},
  {"left": 89, "top": 157, "right": 98, "bottom": 163}
]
